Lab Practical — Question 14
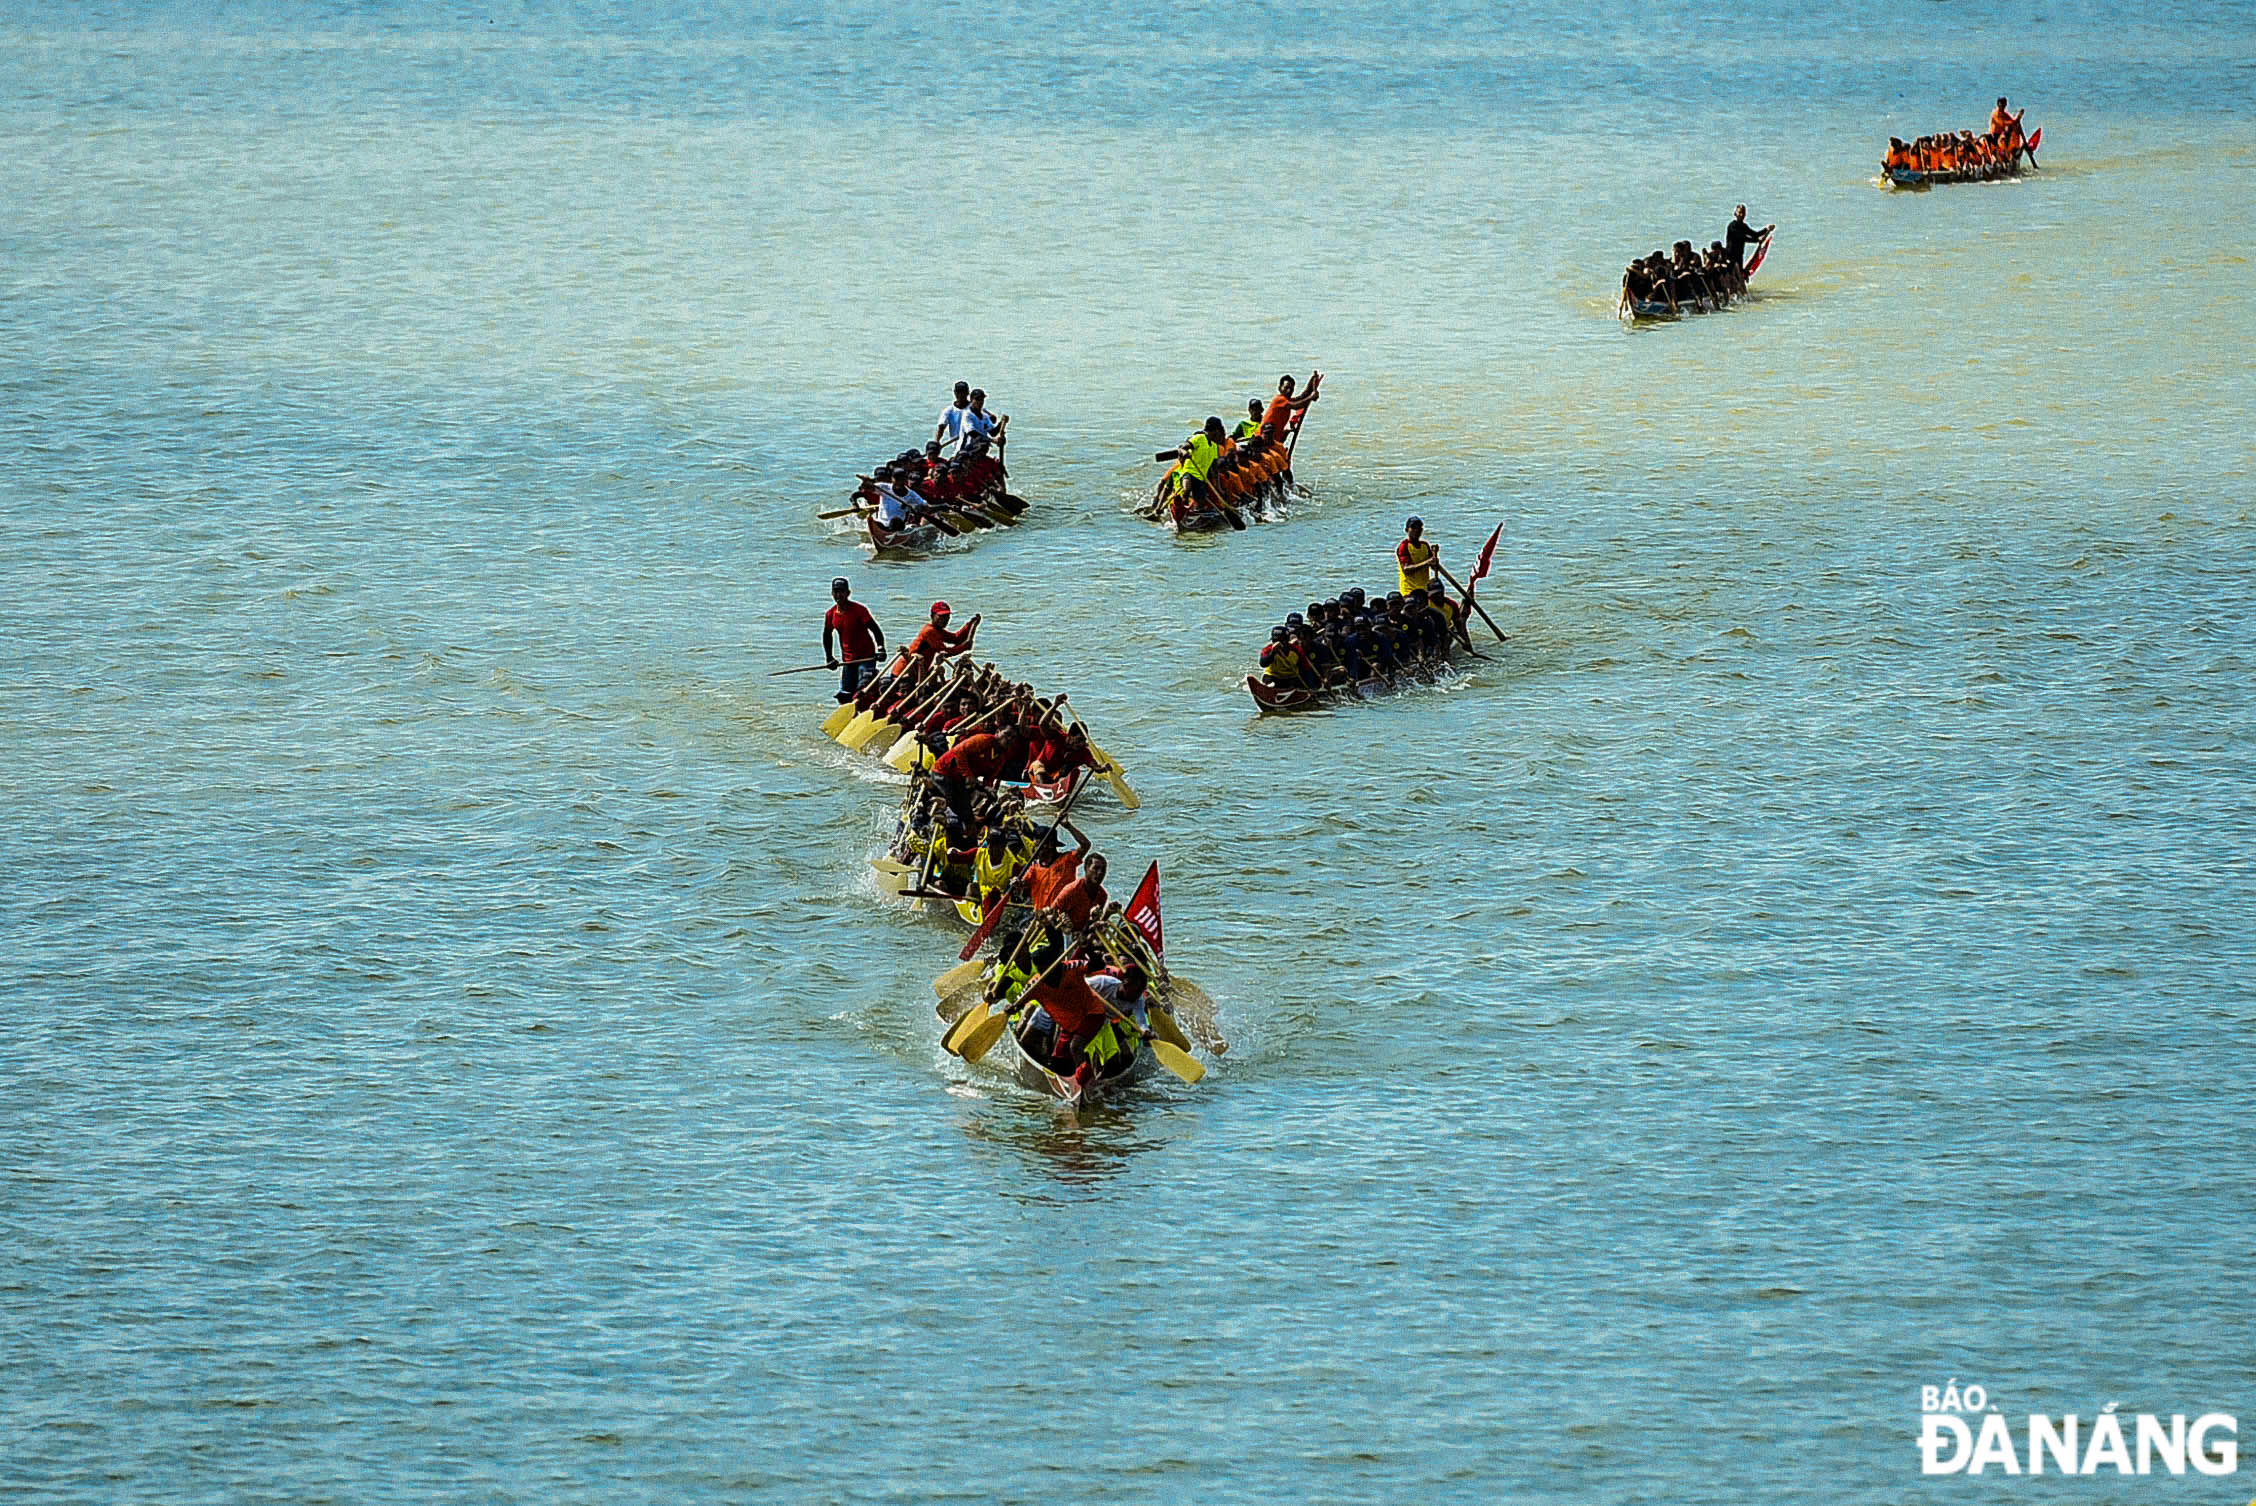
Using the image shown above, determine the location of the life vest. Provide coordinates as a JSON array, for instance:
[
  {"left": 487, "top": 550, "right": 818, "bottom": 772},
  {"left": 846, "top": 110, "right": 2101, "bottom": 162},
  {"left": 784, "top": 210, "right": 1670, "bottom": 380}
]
[
  {"left": 1180, "top": 432, "right": 1222, "bottom": 483},
  {"left": 975, "top": 844, "right": 1019, "bottom": 900},
  {"left": 1262, "top": 645, "right": 1308, "bottom": 685}
]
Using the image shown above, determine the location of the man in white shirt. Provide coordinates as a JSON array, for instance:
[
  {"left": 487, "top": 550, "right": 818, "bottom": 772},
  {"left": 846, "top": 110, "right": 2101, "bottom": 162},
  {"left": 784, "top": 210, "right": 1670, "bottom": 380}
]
[
  {"left": 962, "top": 387, "right": 1007, "bottom": 450},
  {"left": 934, "top": 381, "right": 972, "bottom": 452}
]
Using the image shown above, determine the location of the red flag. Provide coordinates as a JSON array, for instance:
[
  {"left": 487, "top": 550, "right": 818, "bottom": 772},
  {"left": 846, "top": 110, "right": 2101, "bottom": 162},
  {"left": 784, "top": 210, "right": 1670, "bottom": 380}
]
[
  {"left": 1468, "top": 523, "right": 1503, "bottom": 589},
  {"left": 1123, "top": 862, "right": 1163, "bottom": 959}
]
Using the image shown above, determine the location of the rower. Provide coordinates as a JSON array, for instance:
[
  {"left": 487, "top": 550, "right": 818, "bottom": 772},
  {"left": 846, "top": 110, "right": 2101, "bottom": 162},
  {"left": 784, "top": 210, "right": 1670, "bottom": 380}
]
[
  {"left": 1232, "top": 398, "right": 1266, "bottom": 442},
  {"left": 1017, "top": 956, "right": 1111, "bottom": 1074},
  {"left": 1988, "top": 97, "right": 2024, "bottom": 153},
  {"left": 1260, "top": 626, "right": 1313, "bottom": 688},
  {"left": 929, "top": 724, "right": 1024, "bottom": 834},
  {"left": 962, "top": 388, "right": 1007, "bottom": 455},
  {"left": 1261, "top": 372, "right": 1320, "bottom": 441},
  {"left": 820, "top": 577, "right": 885, "bottom": 703},
  {"left": 1079, "top": 961, "right": 1151, "bottom": 1073},
  {"left": 1158, "top": 417, "right": 1229, "bottom": 514},
  {"left": 972, "top": 824, "right": 1025, "bottom": 916},
  {"left": 896, "top": 601, "right": 980, "bottom": 671},
  {"left": 935, "top": 380, "right": 972, "bottom": 452},
  {"left": 1725, "top": 205, "right": 1773, "bottom": 276},
  {"left": 1396, "top": 516, "right": 1438, "bottom": 596}
]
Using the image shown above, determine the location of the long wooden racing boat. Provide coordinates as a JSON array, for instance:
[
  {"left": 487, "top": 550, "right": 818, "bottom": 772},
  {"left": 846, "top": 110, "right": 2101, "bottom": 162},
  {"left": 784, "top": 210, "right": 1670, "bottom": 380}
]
[
  {"left": 1246, "top": 649, "right": 1467, "bottom": 715},
  {"left": 1884, "top": 127, "right": 2041, "bottom": 188},
  {"left": 1619, "top": 229, "right": 1773, "bottom": 323}
]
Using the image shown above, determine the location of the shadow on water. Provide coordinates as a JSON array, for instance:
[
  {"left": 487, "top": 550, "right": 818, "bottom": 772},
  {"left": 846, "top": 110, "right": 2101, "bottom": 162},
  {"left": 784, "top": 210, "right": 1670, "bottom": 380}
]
[{"left": 959, "top": 1096, "right": 1169, "bottom": 1197}]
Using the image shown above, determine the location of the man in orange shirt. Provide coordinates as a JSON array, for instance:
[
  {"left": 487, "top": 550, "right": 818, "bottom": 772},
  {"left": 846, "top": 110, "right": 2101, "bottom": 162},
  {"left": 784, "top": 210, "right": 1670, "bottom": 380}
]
[
  {"left": 1261, "top": 371, "right": 1322, "bottom": 440},
  {"left": 895, "top": 601, "right": 980, "bottom": 671}
]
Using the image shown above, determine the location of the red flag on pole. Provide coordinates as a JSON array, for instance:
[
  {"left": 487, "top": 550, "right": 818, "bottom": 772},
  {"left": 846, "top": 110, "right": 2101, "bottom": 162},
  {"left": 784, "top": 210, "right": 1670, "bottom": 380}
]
[
  {"left": 1468, "top": 523, "right": 1504, "bottom": 589},
  {"left": 1123, "top": 862, "right": 1163, "bottom": 959}
]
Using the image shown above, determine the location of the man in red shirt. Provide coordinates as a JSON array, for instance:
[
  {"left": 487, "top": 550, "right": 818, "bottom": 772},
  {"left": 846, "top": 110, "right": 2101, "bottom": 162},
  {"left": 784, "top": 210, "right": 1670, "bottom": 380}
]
[
  {"left": 820, "top": 578, "right": 885, "bottom": 703},
  {"left": 1022, "top": 958, "right": 1112, "bottom": 1070},
  {"left": 929, "top": 725, "right": 1024, "bottom": 833},
  {"left": 895, "top": 601, "right": 980, "bottom": 672}
]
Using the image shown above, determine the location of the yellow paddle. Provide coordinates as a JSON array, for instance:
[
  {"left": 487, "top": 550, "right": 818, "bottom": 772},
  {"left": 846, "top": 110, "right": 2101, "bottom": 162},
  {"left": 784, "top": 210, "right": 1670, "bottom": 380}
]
[
  {"left": 1107, "top": 1004, "right": 1203, "bottom": 1084},
  {"left": 882, "top": 685, "right": 1009, "bottom": 771},
  {"left": 846, "top": 663, "right": 956, "bottom": 751},
  {"left": 837, "top": 660, "right": 939, "bottom": 746},
  {"left": 826, "top": 659, "right": 907, "bottom": 737}
]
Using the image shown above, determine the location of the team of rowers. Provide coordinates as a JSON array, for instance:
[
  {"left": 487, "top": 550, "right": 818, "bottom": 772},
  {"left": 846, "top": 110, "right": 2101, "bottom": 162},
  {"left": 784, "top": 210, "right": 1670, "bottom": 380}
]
[
  {"left": 1256, "top": 517, "right": 1474, "bottom": 690},
  {"left": 833, "top": 603, "right": 1166, "bottom": 1086},
  {"left": 1144, "top": 371, "right": 1322, "bottom": 530},
  {"left": 1619, "top": 205, "right": 1774, "bottom": 316},
  {"left": 1885, "top": 98, "right": 2035, "bottom": 178},
  {"left": 847, "top": 382, "right": 1019, "bottom": 545}
]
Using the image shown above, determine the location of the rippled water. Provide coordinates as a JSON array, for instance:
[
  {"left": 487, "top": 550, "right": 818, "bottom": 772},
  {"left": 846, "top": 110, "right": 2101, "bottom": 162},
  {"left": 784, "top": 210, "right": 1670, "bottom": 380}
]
[{"left": 5, "top": 4, "right": 2254, "bottom": 1501}]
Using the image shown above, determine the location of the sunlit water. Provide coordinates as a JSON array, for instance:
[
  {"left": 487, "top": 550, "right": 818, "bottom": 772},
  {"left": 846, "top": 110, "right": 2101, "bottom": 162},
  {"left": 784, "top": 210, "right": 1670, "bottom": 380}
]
[{"left": 4, "top": 4, "right": 2254, "bottom": 1501}]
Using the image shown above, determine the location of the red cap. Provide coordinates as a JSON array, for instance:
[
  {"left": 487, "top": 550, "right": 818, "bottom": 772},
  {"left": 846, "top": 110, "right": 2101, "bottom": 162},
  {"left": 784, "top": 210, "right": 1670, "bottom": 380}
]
[{"left": 930, "top": 601, "right": 951, "bottom": 616}]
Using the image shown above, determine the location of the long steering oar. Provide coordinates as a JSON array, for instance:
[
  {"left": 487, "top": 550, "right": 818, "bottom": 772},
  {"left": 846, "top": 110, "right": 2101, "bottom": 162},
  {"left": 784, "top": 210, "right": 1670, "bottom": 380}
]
[
  {"left": 776, "top": 655, "right": 876, "bottom": 678},
  {"left": 1433, "top": 561, "right": 1509, "bottom": 644}
]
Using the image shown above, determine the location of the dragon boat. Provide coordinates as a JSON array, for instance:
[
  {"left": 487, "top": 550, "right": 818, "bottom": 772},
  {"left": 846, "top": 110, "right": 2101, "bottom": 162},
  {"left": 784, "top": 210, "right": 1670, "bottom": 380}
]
[
  {"left": 836, "top": 437, "right": 1027, "bottom": 557},
  {"left": 1883, "top": 126, "right": 2041, "bottom": 188},
  {"left": 1619, "top": 229, "right": 1773, "bottom": 323},
  {"left": 1245, "top": 649, "right": 1468, "bottom": 714},
  {"left": 936, "top": 914, "right": 1205, "bottom": 1110}
]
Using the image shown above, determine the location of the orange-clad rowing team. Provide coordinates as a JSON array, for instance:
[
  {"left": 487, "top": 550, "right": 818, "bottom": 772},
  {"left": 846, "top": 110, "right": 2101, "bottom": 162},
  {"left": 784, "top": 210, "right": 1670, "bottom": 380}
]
[
  {"left": 1885, "top": 97, "right": 2037, "bottom": 179},
  {"left": 1143, "top": 370, "right": 1322, "bottom": 530}
]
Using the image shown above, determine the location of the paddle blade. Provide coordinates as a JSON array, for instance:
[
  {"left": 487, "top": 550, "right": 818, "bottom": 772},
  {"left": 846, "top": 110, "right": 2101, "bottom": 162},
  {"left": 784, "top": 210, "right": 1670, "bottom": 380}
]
[
  {"left": 834, "top": 708, "right": 874, "bottom": 744},
  {"left": 1146, "top": 1005, "right": 1191, "bottom": 1052},
  {"left": 880, "top": 731, "right": 923, "bottom": 770},
  {"left": 957, "top": 894, "right": 1006, "bottom": 960},
  {"left": 819, "top": 702, "right": 857, "bottom": 737},
  {"left": 958, "top": 1011, "right": 1010, "bottom": 1064},
  {"left": 845, "top": 716, "right": 899, "bottom": 751},
  {"left": 1151, "top": 1039, "right": 1204, "bottom": 1085},
  {"left": 941, "top": 1001, "right": 991, "bottom": 1057},
  {"left": 1106, "top": 767, "right": 1140, "bottom": 811},
  {"left": 933, "top": 956, "right": 985, "bottom": 999}
]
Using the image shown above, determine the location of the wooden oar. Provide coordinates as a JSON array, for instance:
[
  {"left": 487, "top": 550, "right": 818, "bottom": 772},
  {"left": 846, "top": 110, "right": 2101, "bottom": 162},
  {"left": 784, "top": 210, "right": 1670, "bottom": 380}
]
[
  {"left": 881, "top": 683, "right": 1010, "bottom": 771},
  {"left": 847, "top": 661, "right": 962, "bottom": 751},
  {"left": 832, "top": 659, "right": 921, "bottom": 743},
  {"left": 1058, "top": 705, "right": 1140, "bottom": 811},
  {"left": 1099, "top": 1001, "right": 1203, "bottom": 1084},
  {"left": 774, "top": 655, "right": 877, "bottom": 678},
  {"left": 948, "top": 954, "right": 1056, "bottom": 1062},
  {"left": 1433, "top": 561, "right": 1509, "bottom": 644}
]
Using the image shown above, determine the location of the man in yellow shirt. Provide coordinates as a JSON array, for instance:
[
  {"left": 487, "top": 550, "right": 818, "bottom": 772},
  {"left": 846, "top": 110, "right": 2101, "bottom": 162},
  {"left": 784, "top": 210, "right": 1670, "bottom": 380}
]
[{"left": 1396, "top": 516, "right": 1439, "bottom": 596}]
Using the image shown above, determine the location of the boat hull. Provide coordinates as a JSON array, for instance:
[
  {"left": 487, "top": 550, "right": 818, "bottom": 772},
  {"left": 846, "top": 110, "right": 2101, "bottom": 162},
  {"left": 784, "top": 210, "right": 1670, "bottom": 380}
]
[
  {"left": 1246, "top": 654, "right": 1465, "bottom": 715},
  {"left": 1003, "top": 1015, "right": 1155, "bottom": 1108}
]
